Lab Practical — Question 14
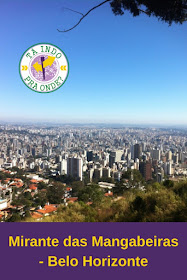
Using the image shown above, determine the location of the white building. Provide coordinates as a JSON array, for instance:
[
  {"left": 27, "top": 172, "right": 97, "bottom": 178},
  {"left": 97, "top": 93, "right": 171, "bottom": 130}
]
[
  {"left": 60, "top": 159, "right": 67, "bottom": 175},
  {"left": 0, "top": 199, "right": 7, "bottom": 210}
]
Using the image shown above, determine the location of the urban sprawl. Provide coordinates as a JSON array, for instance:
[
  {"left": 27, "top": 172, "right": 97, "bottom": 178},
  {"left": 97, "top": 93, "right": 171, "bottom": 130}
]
[{"left": 0, "top": 124, "right": 187, "bottom": 222}]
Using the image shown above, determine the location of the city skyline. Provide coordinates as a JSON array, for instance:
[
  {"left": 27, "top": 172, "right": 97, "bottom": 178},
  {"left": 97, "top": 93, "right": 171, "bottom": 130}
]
[
  {"left": 0, "top": 0, "right": 187, "bottom": 124},
  {"left": 0, "top": 120, "right": 187, "bottom": 222}
]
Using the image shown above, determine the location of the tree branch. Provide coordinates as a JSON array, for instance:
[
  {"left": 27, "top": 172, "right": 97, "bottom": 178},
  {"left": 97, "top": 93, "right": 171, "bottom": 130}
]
[
  {"left": 138, "top": 9, "right": 150, "bottom": 16},
  {"left": 57, "top": 1, "right": 186, "bottom": 32},
  {"left": 57, "top": 0, "right": 111, "bottom": 32},
  {"left": 62, "top": 7, "right": 84, "bottom": 16}
]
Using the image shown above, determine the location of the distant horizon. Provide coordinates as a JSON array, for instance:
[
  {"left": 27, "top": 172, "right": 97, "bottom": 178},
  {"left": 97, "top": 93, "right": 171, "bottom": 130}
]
[
  {"left": 1, "top": 114, "right": 187, "bottom": 127},
  {"left": 0, "top": 118, "right": 187, "bottom": 129}
]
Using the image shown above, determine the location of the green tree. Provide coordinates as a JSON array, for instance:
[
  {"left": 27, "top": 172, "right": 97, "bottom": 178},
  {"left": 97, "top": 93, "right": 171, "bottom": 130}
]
[
  {"left": 34, "top": 192, "right": 47, "bottom": 208},
  {"left": 37, "top": 182, "right": 48, "bottom": 190},
  {"left": 47, "top": 182, "right": 65, "bottom": 204},
  {"left": 163, "top": 180, "right": 174, "bottom": 188},
  {"left": 122, "top": 169, "right": 144, "bottom": 184},
  {"left": 78, "top": 184, "right": 103, "bottom": 205},
  {"left": 41, "top": 203, "right": 86, "bottom": 222},
  {"left": 25, "top": 210, "right": 31, "bottom": 218},
  {"left": 0, "top": 172, "right": 6, "bottom": 181},
  {"left": 128, "top": 189, "right": 183, "bottom": 222},
  {"left": 7, "top": 213, "right": 22, "bottom": 222},
  {"left": 71, "top": 181, "right": 85, "bottom": 196}
]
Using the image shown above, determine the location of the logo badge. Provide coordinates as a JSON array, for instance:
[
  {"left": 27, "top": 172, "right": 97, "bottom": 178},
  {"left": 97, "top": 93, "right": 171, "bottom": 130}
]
[{"left": 19, "top": 43, "right": 69, "bottom": 93}]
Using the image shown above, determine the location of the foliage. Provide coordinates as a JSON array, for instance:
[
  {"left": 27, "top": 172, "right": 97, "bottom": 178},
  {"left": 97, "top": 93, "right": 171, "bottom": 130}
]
[
  {"left": 46, "top": 182, "right": 65, "bottom": 204},
  {"left": 37, "top": 182, "right": 48, "bottom": 190},
  {"left": 71, "top": 181, "right": 85, "bottom": 196},
  {"left": 7, "top": 213, "right": 22, "bottom": 222},
  {"left": 122, "top": 169, "right": 144, "bottom": 184},
  {"left": 163, "top": 180, "right": 174, "bottom": 188},
  {"left": 0, "top": 172, "right": 6, "bottom": 181},
  {"left": 33, "top": 191, "right": 47, "bottom": 207},
  {"left": 77, "top": 184, "right": 104, "bottom": 205},
  {"left": 110, "top": 0, "right": 187, "bottom": 24},
  {"left": 43, "top": 204, "right": 86, "bottom": 222},
  {"left": 33, "top": 180, "right": 187, "bottom": 223},
  {"left": 53, "top": 174, "right": 77, "bottom": 184}
]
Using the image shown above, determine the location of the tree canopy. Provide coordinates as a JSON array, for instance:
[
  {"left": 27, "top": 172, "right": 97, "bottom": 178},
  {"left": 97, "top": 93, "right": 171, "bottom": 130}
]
[
  {"left": 110, "top": 0, "right": 187, "bottom": 24},
  {"left": 58, "top": 0, "right": 187, "bottom": 32}
]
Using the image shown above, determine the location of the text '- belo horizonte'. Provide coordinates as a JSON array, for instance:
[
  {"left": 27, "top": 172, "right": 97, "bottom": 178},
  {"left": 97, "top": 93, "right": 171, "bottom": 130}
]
[{"left": 8, "top": 235, "right": 178, "bottom": 268}]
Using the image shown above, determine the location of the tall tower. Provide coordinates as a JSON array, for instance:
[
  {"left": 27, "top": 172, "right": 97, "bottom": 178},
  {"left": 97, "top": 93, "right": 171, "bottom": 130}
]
[
  {"left": 134, "top": 144, "right": 141, "bottom": 159},
  {"left": 139, "top": 161, "right": 152, "bottom": 181},
  {"left": 87, "top": 151, "right": 93, "bottom": 162},
  {"left": 67, "top": 157, "right": 83, "bottom": 181}
]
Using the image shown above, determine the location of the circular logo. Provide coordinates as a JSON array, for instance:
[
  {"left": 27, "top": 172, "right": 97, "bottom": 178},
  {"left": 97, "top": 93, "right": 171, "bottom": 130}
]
[{"left": 19, "top": 43, "right": 69, "bottom": 93}]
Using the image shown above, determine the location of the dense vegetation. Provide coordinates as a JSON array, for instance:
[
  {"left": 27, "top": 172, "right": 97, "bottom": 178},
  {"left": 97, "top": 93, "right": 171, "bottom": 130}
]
[
  {"left": 28, "top": 179, "right": 187, "bottom": 222},
  {"left": 1, "top": 168, "right": 187, "bottom": 222}
]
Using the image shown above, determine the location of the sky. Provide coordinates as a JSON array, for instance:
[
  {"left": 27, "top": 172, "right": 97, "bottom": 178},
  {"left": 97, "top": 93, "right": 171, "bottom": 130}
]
[{"left": 0, "top": 0, "right": 187, "bottom": 125}]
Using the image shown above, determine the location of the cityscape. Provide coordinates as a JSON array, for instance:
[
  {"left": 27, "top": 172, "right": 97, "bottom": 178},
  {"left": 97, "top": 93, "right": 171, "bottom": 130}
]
[{"left": 0, "top": 123, "right": 187, "bottom": 222}]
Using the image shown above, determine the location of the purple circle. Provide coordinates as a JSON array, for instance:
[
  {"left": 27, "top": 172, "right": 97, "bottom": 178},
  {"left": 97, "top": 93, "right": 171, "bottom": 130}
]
[{"left": 31, "top": 55, "right": 58, "bottom": 82}]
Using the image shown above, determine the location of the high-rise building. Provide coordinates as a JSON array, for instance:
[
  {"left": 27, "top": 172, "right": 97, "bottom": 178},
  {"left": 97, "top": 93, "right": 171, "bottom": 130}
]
[
  {"left": 87, "top": 151, "right": 93, "bottom": 162},
  {"left": 139, "top": 161, "right": 152, "bottom": 181},
  {"left": 109, "top": 150, "right": 123, "bottom": 167},
  {"left": 32, "top": 148, "right": 36, "bottom": 157},
  {"left": 151, "top": 149, "right": 161, "bottom": 161},
  {"left": 111, "top": 150, "right": 123, "bottom": 162},
  {"left": 109, "top": 155, "right": 115, "bottom": 168},
  {"left": 47, "top": 148, "right": 52, "bottom": 157},
  {"left": 88, "top": 168, "right": 94, "bottom": 182},
  {"left": 134, "top": 158, "right": 139, "bottom": 170},
  {"left": 185, "top": 142, "right": 187, "bottom": 153},
  {"left": 102, "top": 167, "right": 111, "bottom": 178},
  {"left": 60, "top": 159, "right": 67, "bottom": 175},
  {"left": 131, "top": 145, "right": 134, "bottom": 160},
  {"left": 56, "top": 155, "right": 62, "bottom": 164},
  {"left": 167, "top": 162, "right": 173, "bottom": 175},
  {"left": 173, "top": 154, "right": 178, "bottom": 164},
  {"left": 134, "top": 144, "right": 141, "bottom": 159},
  {"left": 166, "top": 151, "right": 172, "bottom": 161},
  {"left": 93, "top": 168, "right": 102, "bottom": 180},
  {"left": 67, "top": 157, "right": 83, "bottom": 181}
]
